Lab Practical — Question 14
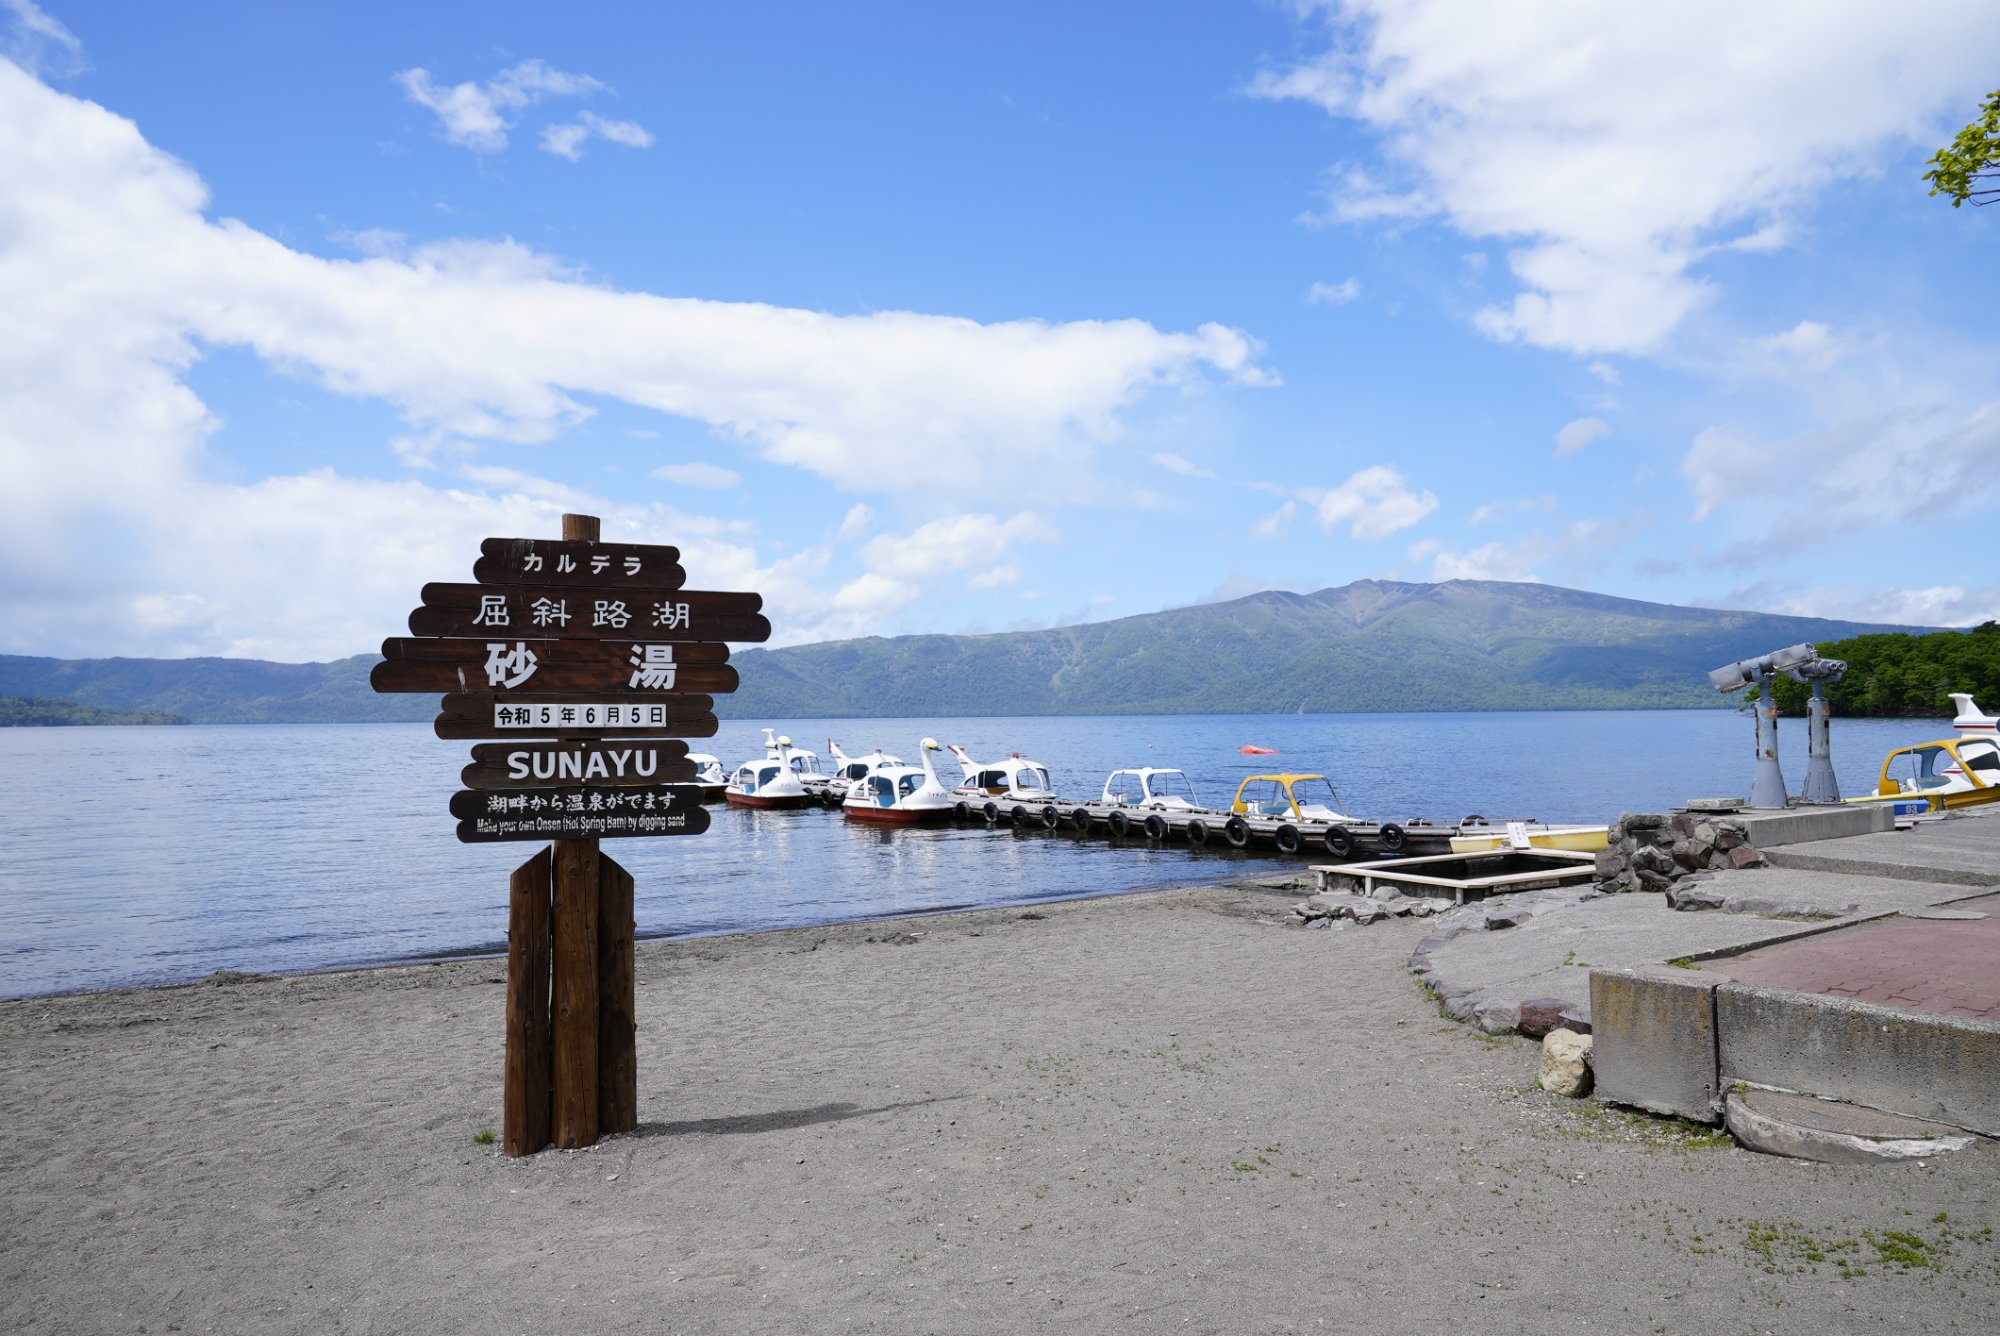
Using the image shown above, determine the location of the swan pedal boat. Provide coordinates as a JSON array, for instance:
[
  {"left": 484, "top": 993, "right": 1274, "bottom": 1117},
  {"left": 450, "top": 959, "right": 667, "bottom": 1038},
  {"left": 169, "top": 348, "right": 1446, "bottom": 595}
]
[
  {"left": 946, "top": 744, "right": 1064, "bottom": 818},
  {"left": 684, "top": 753, "right": 728, "bottom": 802},
  {"left": 824, "top": 740, "right": 904, "bottom": 806},
  {"left": 842, "top": 738, "right": 957, "bottom": 826},
  {"left": 725, "top": 733, "right": 815, "bottom": 810}
]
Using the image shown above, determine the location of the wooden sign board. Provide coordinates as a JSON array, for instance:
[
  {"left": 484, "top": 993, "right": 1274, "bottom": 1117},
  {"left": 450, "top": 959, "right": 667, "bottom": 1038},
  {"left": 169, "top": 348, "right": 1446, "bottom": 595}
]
[
  {"left": 409, "top": 583, "right": 767, "bottom": 644},
  {"left": 458, "top": 798, "right": 713, "bottom": 844},
  {"left": 462, "top": 740, "right": 696, "bottom": 791},
  {"left": 450, "top": 784, "right": 705, "bottom": 820},
  {"left": 372, "top": 642, "right": 738, "bottom": 695},
  {"left": 476, "top": 537, "right": 685, "bottom": 590},
  {"left": 434, "top": 693, "right": 719, "bottom": 740}
]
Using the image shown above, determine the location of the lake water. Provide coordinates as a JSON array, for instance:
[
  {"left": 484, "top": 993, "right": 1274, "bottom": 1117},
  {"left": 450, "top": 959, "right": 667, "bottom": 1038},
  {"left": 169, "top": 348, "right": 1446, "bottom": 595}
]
[{"left": 0, "top": 709, "right": 1939, "bottom": 998}]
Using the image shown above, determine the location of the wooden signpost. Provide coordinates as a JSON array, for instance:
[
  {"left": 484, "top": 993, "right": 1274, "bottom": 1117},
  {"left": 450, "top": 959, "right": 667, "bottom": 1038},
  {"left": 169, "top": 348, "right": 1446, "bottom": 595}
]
[{"left": 375, "top": 512, "right": 764, "bottom": 1156}]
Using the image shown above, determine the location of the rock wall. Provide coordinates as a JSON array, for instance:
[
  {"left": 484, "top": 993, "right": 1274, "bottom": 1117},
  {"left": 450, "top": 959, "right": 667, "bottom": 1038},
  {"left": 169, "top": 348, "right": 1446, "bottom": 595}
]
[{"left": 1594, "top": 811, "right": 1764, "bottom": 900}]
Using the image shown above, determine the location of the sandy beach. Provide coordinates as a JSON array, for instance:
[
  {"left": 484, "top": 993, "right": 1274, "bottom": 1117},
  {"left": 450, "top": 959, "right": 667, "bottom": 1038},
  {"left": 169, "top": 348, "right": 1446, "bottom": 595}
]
[{"left": 4, "top": 877, "right": 1997, "bottom": 1335}]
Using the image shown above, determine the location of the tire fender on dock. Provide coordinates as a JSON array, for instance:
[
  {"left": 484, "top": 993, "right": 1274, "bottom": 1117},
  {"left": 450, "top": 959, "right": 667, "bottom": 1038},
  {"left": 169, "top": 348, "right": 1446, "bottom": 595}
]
[
  {"left": 1070, "top": 807, "right": 1093, "bottom": 831},
  {"left": 1223, "top": 815, "right": 1249, "bottom": 848},
  {"left": 1274, "top": 823, "right": 1302, "bottom": 855},
  {"left": 1379, "top": 822, "right": 1406, "bottom": 852},
  {"left": 1323, "top": 825, "right": 1353, "bottom": 857},
  {"left": 1185, "top": 817, "right": 1210, "bottom": 846},
  {"left": 983, "top": 801, "right": 1000, "bottom": 824},
  {"left": 1107, "top": 809, "right": 1131, "bottom": 837},
  {"left": 1039, "top": 805, "right": 1060, "bottom": 829}
]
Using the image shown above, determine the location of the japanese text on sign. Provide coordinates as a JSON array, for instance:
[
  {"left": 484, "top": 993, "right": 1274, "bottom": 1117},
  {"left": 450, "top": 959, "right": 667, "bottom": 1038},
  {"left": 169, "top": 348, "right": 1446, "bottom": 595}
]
[{"left": 494, "top": 702, "right": 674, "bottom": 729}]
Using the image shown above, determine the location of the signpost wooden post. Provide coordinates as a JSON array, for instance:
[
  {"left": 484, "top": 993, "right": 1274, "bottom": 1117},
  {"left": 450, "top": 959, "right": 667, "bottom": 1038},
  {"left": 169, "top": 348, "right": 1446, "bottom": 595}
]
[{"left": 375, "top": 511, "right": 763, "bottom": 1156}]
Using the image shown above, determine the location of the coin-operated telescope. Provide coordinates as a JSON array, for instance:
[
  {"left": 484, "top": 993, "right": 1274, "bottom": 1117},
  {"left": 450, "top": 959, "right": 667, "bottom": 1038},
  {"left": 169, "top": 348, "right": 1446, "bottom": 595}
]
[
  {"left": 1790, "top": 657, "right": 1847, "bottom": 803},
  {"left": 1707, "top": 643, "right": 1844, "bottom": 808}
]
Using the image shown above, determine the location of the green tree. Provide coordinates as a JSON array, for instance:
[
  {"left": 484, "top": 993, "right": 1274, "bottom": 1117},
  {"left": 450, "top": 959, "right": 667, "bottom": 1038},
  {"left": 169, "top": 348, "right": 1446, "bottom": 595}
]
[{"left": 1925, "top": 89, "right": 2000, "bottom": 207}]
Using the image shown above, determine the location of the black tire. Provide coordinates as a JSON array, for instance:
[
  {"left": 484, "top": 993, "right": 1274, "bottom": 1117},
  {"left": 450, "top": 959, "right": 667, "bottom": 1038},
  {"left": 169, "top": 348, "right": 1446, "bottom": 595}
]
[
  {"left": 1186, "top": 817, "right": 1210, "bottom": 846},
  {"left": 1274, "top": 823, "right": 1302, "bottom": 855},
  {"left": 1070, "top": 807, "right": 1093, "bottom": 831},
  {"left": 982, "top": 801, "right": 1000, "bottom": 824},
  {"left": 1323, "top": 825, "right": 1354, "bottom": 857},
  {"left": 1462, "top": 814, "right": 1486, "bottom": 826},
  {"left": 1107, "top": 809, "right": 1131, "bottom": 837},
  {"left": 953, "top": 801, "right": 971, "bottom": 822},
  {"left": 1379, "top": 822, "right": 1406, "bottom": 853},
  {"left": 1143, "top": 814, "right": 1169, "bottom": 841},
  {"left": 1010, "top": 804, "right": 1031, "bottom": 827},
  {"left": 1040, "top": 805, "right": 1060, "bottom": 829},
  {"left": 1223, "top": 815, "right": 1250, "bottom": 849}
]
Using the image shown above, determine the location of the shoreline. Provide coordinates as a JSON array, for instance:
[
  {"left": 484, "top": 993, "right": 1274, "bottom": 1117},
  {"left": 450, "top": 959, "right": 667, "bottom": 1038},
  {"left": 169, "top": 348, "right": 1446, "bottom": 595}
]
[
  {"left": 5, "top": 877, "right": 1997, "bottom": 1334},
  {"left": 0, "top": 872, "right": 1308, "bottom": 1006}
]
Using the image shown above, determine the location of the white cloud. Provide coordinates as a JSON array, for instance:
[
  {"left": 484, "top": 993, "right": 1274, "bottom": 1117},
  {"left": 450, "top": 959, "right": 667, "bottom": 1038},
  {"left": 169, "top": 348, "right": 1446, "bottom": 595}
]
[
  {"left": 1681, "top": 402, "right": 2000, "bottom": 553},
  {"left": 1554, "top": 416, "right": 1611, "bottom": 458},
  {"left": 541, "top": 110, "right": 656, "bottom": 161},
  {"left": 968, "top": 565, "right": 1021, "bottom": 590},
  {"left": 1152, "top": 451, "right": 1216, "bottom": 479},
  {"left": 1250, "top": 500, "right": 1298, "bottom": 539},
  {"left": 1586, "top": 361, "right": 1620, "bottom": 385},
  {"left": 396, "top": 59, "right": 610, "bottom": 154},
  {"left": 652, "top": 461, "right": 742, "bottom": 489},
  {"left": 1468, "top": 494, "right": 1556, "bottom": 525},
  {"left": 858, "top": 512, "right": 1059, "bottom": 582},
  {"left": 2, "top": 0, "right": 84, "bottom": 78},
  {"left": 1306, "top": 277, "right": 1361, "bottom": 305},
  {"left": 1705, "top": 579, "right": 1999, "bottom": 628},
  {"left": 1306, "top": 465, "right": 1438, "bottom": 540},
  {"left": 836, "top": 503, "right": 874, "bottom": 542},
  {"left": 0, "top": 65, "right": 1260, "bottom": 657},
  {"left": 1255, "top": 3, "right": 2000, "bottom": 354},
  {"left": 1418, "top": 519, "right": 1631, "bottom": 584},
  {"left": 1751, "top": 319, "right": 1853, "bottom": 375}
]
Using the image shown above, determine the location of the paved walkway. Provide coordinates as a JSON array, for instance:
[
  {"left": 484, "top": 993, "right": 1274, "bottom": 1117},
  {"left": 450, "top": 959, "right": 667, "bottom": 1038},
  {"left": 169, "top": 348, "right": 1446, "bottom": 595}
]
[{"left": 1707, "top": 891, "right": 2000, "bottom": 1021}]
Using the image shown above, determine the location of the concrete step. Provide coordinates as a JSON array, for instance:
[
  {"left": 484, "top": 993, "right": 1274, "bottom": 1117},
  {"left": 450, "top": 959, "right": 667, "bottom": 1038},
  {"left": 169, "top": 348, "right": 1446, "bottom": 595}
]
[{"left": 1723, "top": 1087, "right": 1985, "bottom": 1164}]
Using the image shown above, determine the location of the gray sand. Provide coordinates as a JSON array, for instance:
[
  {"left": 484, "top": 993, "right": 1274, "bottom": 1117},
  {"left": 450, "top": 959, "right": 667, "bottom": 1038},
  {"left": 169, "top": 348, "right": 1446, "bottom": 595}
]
[{"left": 4, "top": 881, "right": 1997, "bottom": 1334}]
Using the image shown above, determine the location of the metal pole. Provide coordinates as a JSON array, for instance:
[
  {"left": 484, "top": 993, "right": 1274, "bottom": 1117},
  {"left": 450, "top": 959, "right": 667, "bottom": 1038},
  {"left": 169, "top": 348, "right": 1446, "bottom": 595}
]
[
  {"left": 1749, "top": 671, "right": 1789, "bottom": 809},
  {"left": 1799, "top": 679, "right": 1841, "bottom": 804}
]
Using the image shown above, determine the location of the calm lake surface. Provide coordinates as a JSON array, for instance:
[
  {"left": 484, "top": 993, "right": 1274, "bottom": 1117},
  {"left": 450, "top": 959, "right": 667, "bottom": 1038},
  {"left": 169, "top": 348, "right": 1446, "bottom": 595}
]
[{"left": 0, "top": 710, "right": 1939, "bottom": 998}]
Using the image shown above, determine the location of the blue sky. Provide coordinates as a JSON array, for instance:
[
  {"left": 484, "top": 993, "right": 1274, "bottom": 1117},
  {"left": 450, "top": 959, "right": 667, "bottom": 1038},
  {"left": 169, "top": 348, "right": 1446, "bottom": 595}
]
[{"left": 2, "top": 1, "right": 1997, "bottom": 661}]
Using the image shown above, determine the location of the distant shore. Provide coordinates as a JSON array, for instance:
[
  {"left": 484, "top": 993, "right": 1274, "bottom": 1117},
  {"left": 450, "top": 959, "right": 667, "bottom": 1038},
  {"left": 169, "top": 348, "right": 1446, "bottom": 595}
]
[{"left": 5, "top": 880, "right": 1996, "bottom": 1335}]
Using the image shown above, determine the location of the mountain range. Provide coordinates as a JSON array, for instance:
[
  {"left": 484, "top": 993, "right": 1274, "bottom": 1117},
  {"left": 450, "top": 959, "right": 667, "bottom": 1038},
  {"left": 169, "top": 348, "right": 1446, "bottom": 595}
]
[{"left": 0, "top": 580, "right": 1931, "bottom": 724}]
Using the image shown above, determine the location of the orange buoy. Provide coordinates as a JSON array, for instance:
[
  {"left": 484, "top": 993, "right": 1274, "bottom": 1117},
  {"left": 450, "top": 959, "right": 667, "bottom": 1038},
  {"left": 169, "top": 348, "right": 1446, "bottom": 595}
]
[{"left": 1239, "top": 744, "right": 1279, "bottom": 755}]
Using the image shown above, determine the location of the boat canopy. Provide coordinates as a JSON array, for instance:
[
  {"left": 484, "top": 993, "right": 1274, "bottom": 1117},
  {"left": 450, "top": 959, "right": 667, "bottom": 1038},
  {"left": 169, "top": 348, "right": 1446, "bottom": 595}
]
[
  {"left": 1231, "top": 773, "right": 1353, "bottom": 823},
  {"left": 1102, "top": 768, "right": 1201, "bottom": 809}
]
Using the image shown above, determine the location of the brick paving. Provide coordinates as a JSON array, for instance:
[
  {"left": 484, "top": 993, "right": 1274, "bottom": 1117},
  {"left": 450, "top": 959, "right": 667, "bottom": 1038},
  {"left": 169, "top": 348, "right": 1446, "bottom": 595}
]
[{"left": 1713, "top": 891, "right": 2000, "bottom": 1021}]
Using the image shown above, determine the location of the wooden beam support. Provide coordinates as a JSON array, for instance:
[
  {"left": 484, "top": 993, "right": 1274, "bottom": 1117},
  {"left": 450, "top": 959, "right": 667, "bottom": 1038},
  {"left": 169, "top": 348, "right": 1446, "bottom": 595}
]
[
  {"left": 503, "top": 845, "right": 552, "bottom": 1158},
  {"left": 597, "top": 853, "right": 638, "bottom": 1135}
]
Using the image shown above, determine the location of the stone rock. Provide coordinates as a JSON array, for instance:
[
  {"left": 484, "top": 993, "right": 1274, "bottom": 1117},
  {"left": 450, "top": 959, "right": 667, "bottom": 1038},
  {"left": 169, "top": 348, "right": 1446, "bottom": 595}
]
[
  {"left": 1671, "top": 839, "right": 1708, "bottom": 871},
  {"left": 1728, "top": 845, "right": 1767, "bottom": 869},
  {"left": 1670, "top": 813, "right": 1696, "bottom": 837},
  {"left": 1635, "top": 869, "right": 1674, "bottom": 894},
  {"left": 1473, "top": 997, "right": 1521, "bottom": 1035},
  {"left": 1707, "top": 850, "right": 1732, "bottom": 871},
  {"left": 1517, "top": 998, "right": 1571, "bottom": 1039},
  {"left": 1715, "top": 831, "right": 1747, "bottom": 851},
  {"left": 1352, "top": 902, "right": 1389, "bottom": 925},
  {"left": 1558, "top": 1006, "right": 1593, "bottom": 1035},
  {"left": 1622, "top": 812, "right": 1668, "bottom": 831},
  {"left": 1629, "top": 844, "right": 1674, "bottom": 876},
  {"left": 1669, "top": 885, "right": 1726, "bottom": 912},
  {"left": 1594, "top": 849, "right": 1624, "bottom": 877},
  {"left": 1540, "top": 1029, "right": 1594, "bottom": 1097}
]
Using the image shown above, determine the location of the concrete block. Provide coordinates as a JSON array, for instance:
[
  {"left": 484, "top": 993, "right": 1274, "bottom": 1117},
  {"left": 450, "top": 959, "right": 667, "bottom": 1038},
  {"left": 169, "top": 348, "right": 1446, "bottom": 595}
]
[
  {"left": 1588, "top": 965, "right": 1722, "bottom": 1123},
  {"left": 1733, "top": 805, "right": 1894, "bottom": 848},
  {"left": 1716, "top": 984, "right": 2000, "bottom": 1138}
]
